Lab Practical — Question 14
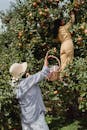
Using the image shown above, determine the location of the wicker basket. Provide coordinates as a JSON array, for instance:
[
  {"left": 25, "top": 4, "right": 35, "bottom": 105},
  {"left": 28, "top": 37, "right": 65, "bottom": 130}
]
[{"left": 47, "top": 55, "right": 61, "bottom": 81}]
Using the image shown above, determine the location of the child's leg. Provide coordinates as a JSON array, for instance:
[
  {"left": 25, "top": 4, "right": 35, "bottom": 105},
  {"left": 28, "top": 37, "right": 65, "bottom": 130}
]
[
  {"left": 60, "top": 53, "right": 67, "bottom": 71},
  {"left": 30, "top": 113, "right": 49, "bottom": 130}
]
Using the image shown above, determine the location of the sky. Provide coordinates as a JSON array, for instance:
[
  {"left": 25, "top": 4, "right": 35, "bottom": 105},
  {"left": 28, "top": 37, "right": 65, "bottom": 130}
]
[
  {"left": 0, "top": 0, "right": 15, "bottom": 30},
  {"left": 0, "top": 0, "right": 15, "bottom": 11}
]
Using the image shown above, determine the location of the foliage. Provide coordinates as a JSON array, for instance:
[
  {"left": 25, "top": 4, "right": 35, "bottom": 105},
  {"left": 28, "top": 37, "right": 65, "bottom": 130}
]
[
  {"left": 60, "top": 57, "right": 87, "bottom": 113},
  {"left": 0, "top": 0, "right": 87, "bottom": 129}
]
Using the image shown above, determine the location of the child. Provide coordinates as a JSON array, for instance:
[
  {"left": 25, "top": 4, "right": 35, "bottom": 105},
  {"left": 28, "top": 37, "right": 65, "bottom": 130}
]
[
  {"left": 53, "top": 11, "right": 75, "bottom": 71},
  {"left": 9, "top": 52, "right": 50, "bottom": 130}
]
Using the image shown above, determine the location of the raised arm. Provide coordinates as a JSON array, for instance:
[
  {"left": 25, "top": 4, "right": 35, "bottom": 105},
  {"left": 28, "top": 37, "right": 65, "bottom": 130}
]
[
  {"left": 65, "top": 12, "right": 75, "bottom": 29},
  {"left": 16, "top": 52, "right": 50, "bottom": 98},
  {"left": 26, "top": 51, "right": 50, "bottom": 85}
]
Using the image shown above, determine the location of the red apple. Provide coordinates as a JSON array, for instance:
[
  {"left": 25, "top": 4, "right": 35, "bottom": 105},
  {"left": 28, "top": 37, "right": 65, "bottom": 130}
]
[
  {"left": 33, "top": 2, "right": 38, "bottom": 7},
  {"left": 77, "top": 36, "right": 83, "bottom": 46},
  {"left": 77, "top": 36, "right": 83, "bottom": 42},
  {"left": 18, "top": 31, "right": 23, "bottom": 37},
  {"left": 53, "top": 47, "right": 57, "bottom": 53},
  {"left": 37, "top": 0, "right": 41, "bottom": 4},
  {"left": 84, "top": 29, "right": 87, "bottom": 34},
  {"left": 49, "top": 0, "right": 53, "bottom": 3},
  {"left": 44, "top": 8, "right": 49, "bottom": 13},
  {"left": 55, "top": 0, "right": 59, "bottom": 3},
  {"left": 18, "top": 43, "right": 23, "bottom": 48},
  {"left": 39, "top": 11, "right": 43, "bottom": 15},
  {"left": 29, "top": 13, "right": 32, "bottom": 17},
  {"left": 54, "top": 90, "right": 58, "bottom": 95}
]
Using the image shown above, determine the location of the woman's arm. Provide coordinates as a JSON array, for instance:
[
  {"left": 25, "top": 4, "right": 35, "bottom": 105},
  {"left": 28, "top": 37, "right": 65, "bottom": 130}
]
[
  {"left": 26, "top": 51, "right": 50, "bottom": 86},
  {"left": 17, "top": 52, "right": 50, "bottom": 98}
]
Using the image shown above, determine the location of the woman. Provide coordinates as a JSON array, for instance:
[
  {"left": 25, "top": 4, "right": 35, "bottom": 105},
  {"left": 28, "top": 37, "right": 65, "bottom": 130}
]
[{"left": 9, "top": 52, "right": 50, "bottom": 130}]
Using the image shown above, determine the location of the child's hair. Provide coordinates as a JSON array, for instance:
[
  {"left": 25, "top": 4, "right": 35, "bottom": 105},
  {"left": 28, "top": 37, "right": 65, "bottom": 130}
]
[{"left": 52, "top": 18, "right": 62, "bottom": 38}]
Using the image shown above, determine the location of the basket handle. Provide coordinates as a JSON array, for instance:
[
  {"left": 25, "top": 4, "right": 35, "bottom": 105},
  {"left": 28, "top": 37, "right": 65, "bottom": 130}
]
[{"left": 48, "top": 55, "right": 61, "bottom": 70}]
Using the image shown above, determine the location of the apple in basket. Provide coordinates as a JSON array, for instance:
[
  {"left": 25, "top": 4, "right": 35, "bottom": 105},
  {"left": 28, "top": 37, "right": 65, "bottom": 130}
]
[
  {"left": 47, "top": 55, "right": 60, "bottom": 81},
  {"left": 49, "top": 65, "right": 60, "bottom": 81}
]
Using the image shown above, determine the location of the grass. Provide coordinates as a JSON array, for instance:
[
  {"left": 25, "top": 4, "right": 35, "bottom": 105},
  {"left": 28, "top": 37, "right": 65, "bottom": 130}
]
[
  {"left": 59, "top": 121, "right": 79, "bottom": 130},
  {"left": 46, "top": 115, "right": 87, "bottom": 130}
]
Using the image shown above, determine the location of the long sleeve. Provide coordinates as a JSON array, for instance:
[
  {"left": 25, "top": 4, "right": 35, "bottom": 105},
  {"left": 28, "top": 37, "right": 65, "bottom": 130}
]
[
  {"left": 16, "top": 66, "right": 50, "bottom": 99},
  {"left": 26, "top": 66, "right": 50, "bottom": 86},
  {"left": 58, "top": 15, "right": 75, "bottom": 43},
  {"left": 65, "top": 14, "right": 75, "bottom": 29},
  {"left": 16, "top": 66, "right": 50, "bottom": 124}
]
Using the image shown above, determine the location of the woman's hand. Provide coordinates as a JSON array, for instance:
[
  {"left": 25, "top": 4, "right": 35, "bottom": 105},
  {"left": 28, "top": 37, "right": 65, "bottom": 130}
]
[
  {"left": 44, "top": 50, "right": 52, "bottom": 66},
  {"left": 44, "top": 51, "right": 49, "bottom": 66}
]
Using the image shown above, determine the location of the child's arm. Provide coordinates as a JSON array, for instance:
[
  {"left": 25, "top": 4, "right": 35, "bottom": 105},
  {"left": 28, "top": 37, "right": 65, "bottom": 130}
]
[{"left": 65, "top": 12, "right": 75, "bottom": 29}]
